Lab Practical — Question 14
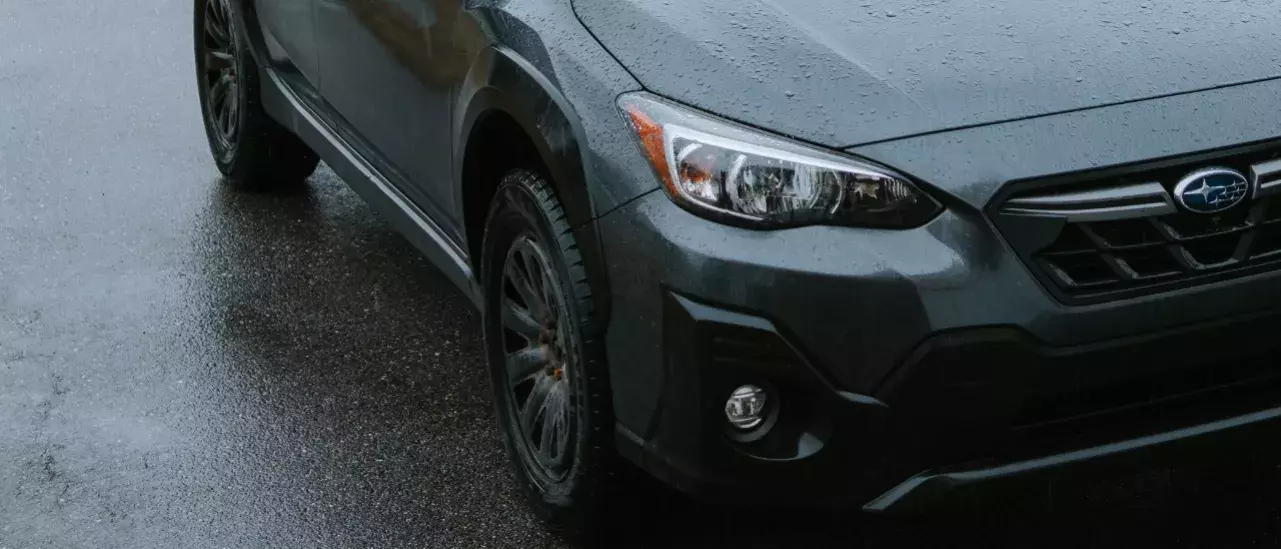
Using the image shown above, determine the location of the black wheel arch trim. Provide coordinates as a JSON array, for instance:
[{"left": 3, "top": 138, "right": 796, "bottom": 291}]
[{"left": 455, "top": 45, "right": 611, "bottom": 321}]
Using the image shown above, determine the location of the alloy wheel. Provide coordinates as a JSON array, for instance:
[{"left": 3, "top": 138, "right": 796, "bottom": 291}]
[
  {"left": 500, "top": 235, "right": 576, "bottom": 482},
  {"left": 201, "top": 0, "right": 239, "bottom": 150}
]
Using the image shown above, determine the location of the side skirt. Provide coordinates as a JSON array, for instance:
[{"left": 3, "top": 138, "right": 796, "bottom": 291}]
[{"left": 257, "top": 64, "right": 482, "bottom": 308}]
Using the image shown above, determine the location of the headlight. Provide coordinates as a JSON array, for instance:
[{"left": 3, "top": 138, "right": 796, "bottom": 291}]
[{"left": 619, "top": 93, "right": 942, "bottom": 229}]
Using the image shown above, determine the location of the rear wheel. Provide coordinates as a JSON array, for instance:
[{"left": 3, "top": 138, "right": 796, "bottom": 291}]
[
  {"left": 481, "top": 170, "right": 623, "bottom": 536},
  {"left": 195, "top": 0, "right": 318, "bottom": 190}
]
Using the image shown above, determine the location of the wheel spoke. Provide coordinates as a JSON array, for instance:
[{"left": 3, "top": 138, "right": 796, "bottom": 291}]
[
  {"left": 520, "top": 248, "right": 552, "bottom": 312},
  {"left": 205, "top": 50, "right": 234, "bottom": 72},
  {"left": 505, "top": 253, "right": 545, "bottom": 319},
  {"left": 553, "top": 412, "right": 571, "bottom": 459},
  {"left": 555, "top": 321, "right": 573, "bottom": 367},
  {"left": 212, "top": 100, "right": 228, "bottom": 129},
  {"left": 506, "top": 347, "right": 546, "bottom": 386},
  {"left": 225, "top": 92, "right": 239, "bottom": 136},
  {"left": 221, "top": 101, "right": 236, "bottom": 137},
  {"left": 213, "top": 108, "right": 227, "bottom": 136},
  {"left": 210, "top": 73, "right": 236, "bottom": 134},
  {"left": 528, "top": 249, "right": 557, "bottom": 318},
  {"left": 205, "top": 13, "right": 229, "bottom": 47},
  {"left": 541, "top": 275, "right": 557, "bottom": 319},
  {"left": 502, "top": 299, "right": 542, "bottom": 341},
  {"left": 538, "top": 408, "right": 556, "bottom": 453},
  {"left": 206, "top": 0, "right": 223, "bottom": 25},
  {"left": 209, "top": 73, "right": 231, "bottom": 107},
  {"left": 519, "top": 376, "right": 551, "bottom": 434}
]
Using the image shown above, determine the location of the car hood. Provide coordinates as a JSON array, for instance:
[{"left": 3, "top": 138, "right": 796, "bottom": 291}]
[{"left": 574, "top": 0, "right": 1281, "bottom": 148}]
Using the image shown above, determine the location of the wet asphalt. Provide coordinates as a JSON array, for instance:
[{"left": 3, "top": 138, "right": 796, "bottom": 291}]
[{"left": 5, "top": 1, "right": 1281, "bottom": 548}]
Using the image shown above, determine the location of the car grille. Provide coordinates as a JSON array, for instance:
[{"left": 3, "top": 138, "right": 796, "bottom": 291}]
[
  {"left": 1039, "top": 199, "right": 1281, "bottom": 288},
  {"left": 993, "top": 145, "right": 1281, "bottom": 303}
]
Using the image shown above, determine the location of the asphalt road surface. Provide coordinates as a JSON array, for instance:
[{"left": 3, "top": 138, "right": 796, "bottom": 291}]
[{"left": 5, "top": 1, "right": 1281, "bottom": 548}]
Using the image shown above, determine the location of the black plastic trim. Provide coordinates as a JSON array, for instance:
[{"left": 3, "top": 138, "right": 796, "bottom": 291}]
[{"left": 865, "top": 404, "right": 1281, "bottom": 512}]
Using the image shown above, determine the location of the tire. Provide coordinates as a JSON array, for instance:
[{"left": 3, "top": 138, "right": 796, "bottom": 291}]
[
  {"left": 195, "top": 0, "right": 318, "bottom": 191},
  {"left": 481, "top": 170, "right": 622, "bottom": 537}
]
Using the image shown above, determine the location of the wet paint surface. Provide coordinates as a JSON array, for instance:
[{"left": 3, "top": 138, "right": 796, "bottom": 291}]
[
  {"left": 574, "top": 0, "right": 1281, "bottom": 148},
  {"left": 3, "top": 1, "right": 1281, "bottom": 548}
]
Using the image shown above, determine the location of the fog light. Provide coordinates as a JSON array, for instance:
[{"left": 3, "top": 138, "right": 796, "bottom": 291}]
[{"left": 725, "top": 385, "right": 768, "bottom": 430}]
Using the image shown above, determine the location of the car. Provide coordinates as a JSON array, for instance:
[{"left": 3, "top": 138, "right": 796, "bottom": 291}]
[{"left": 195, "top": 0, "right": 1281, "bottom": 535}]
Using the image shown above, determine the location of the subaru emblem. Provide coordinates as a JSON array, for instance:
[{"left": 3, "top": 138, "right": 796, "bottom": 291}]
[{"left": 1173, "top": 167, "right": 1251, "bottom": 214}]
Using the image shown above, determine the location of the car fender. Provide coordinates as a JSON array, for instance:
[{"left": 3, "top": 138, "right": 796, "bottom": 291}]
[{"left": 455, "top": 44, "right": 611, "bottom": 319}]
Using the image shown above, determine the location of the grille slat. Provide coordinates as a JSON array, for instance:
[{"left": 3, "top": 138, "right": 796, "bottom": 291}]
[
  {"left": 1041, "top": 249, "right": 1101, "bottom": 258},
  {"left": 1040, "top": 256, "right": 1121, "bottom": 288},
  {"left": 1098, "top": 241, "right": 1167, "bottom": 252},
  {"left": 1112, "top": 247, "right": 1181, "bottom": 279}
]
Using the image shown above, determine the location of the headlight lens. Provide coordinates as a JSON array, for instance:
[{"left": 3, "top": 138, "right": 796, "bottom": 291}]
[{"left": 620, "top": 93, "right": 942, "bottom": 229}]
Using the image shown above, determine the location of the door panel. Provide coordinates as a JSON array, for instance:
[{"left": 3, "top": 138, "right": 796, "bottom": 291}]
[
  {"left": 315, "top": 0, "right": 444, "bottom": 220},
  {"left": 253, "top": 0, "right": 321, "bottom": 85},
  {"left": 315, "top": 0, "right": 481, "bottom": 239}
]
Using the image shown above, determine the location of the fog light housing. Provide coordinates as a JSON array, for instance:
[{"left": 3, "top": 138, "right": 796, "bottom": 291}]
[{"left": 725, "top": 385, "right": 768, "bottom": 430}]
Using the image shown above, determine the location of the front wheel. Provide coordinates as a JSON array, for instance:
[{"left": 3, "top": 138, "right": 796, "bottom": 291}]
[{"left": 481, "top": 170, "right": 623, "bottom": 536}]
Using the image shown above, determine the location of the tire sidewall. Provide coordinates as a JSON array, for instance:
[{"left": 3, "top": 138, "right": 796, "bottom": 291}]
[{"left": 481, "top": 174, "right": 596, "bottom": 516}]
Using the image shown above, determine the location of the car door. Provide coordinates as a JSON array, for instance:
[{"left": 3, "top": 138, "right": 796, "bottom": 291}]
[
  {"left": 252, "top": 0, "right": 321, "bottom": 88},
  {"left": 314, "top": 0, "right": 477, "bottom": 239}
]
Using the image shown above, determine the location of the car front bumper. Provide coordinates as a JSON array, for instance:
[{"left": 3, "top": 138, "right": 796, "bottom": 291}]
[{"left": 596, "top": 190, "right": 1281, "bottom": 509}]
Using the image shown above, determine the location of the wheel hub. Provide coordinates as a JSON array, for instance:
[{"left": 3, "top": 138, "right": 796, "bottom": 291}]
[{"left": 538, "top": 318, "right": 563, "bottom": 377}]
